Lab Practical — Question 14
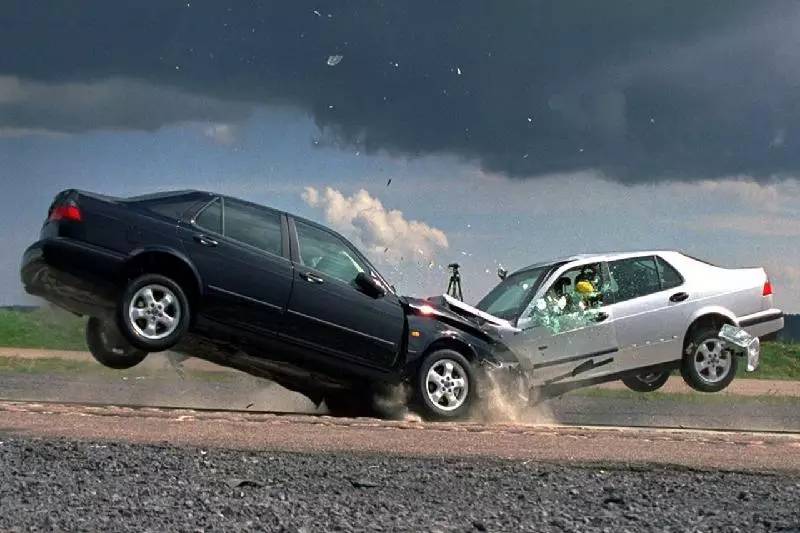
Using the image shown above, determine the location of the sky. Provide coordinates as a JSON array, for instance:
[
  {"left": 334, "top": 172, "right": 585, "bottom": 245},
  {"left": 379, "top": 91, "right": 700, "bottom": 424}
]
[{"left": 1, "top": 1, "right": 799, "bottom": 312}]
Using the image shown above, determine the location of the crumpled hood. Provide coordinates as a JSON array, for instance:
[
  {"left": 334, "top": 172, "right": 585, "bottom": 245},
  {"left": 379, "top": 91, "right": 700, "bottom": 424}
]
[{"left": 401, "top": 294, "right": 519, "bottom": 339}]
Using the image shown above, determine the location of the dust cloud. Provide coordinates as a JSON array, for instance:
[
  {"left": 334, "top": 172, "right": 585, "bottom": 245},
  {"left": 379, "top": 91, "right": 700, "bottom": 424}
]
[{"left": 474, "top": 370, "right": 556, "bottom": 425}]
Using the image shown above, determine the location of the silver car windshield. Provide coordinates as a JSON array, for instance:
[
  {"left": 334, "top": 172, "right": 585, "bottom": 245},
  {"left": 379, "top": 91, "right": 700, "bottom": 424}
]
[{"left": 475, "top": 265, "right": 552, "bottom": 320}]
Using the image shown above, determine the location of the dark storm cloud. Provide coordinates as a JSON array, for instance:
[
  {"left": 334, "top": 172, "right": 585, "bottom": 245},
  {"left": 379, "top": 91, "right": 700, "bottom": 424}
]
[{"left": 1, "top": 0, "right": 798, "bottom": 182}]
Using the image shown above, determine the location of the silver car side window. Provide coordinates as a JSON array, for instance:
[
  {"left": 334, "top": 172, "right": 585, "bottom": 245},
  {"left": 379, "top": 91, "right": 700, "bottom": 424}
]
[
  {"left": 656, "top": 256, "right": 684, "bottom": 290},
  {"left": 607, "top": 256, "right": 661, "bottom": 303},
  {"left": 520, "top": 262, "right": 606, "bottom": 332}
]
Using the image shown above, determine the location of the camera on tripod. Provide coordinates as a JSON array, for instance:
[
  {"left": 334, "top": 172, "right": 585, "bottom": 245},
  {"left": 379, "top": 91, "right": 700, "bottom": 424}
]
[{"left": 446, "top": 262, "right": 463, "bottom": 301}]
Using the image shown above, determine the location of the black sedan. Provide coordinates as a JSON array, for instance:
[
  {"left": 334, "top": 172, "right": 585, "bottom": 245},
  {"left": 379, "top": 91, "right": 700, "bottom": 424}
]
[{"left": 21, "top": 189, "right": 520, "bottom": 419}]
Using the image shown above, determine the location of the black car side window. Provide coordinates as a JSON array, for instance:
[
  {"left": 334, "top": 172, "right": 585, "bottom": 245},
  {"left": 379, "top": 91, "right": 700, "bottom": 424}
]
[
  {"left": 194, "top": 198, "right": 222, "bottom": 235},
  {"left": 224, "top": 200, "right": 282, "bottom": 256},
  {"left": 608, "top": 256, "right": 661, "bottom": 303},
  {"left": 143, "top": 198, "right": 202, "bottom": 220},
  {"left": 295, "top": 221, "right": 366, "bottom": 284},
  {"left": 656, "top": 256, "right": 684, "bottom": 290}
]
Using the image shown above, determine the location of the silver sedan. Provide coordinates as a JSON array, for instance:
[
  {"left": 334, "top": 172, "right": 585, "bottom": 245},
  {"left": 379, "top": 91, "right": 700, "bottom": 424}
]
[{"left": 471, "top": 251, "right": 784, "bottom": 395}]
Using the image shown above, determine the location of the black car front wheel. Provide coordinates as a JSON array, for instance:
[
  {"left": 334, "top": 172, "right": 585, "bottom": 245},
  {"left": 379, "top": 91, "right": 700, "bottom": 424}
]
[
  {"left": 117, "top": 273, "right": 190, "bottom": 352},
  {"left": 86, "top": 317, "right": 148, "bottom": 370},
  {"left": 621, "top": 370, "right": 671, "bottom": 392},
  {"left": 416, "top": 349, "right": 475, "bottom": 420}
]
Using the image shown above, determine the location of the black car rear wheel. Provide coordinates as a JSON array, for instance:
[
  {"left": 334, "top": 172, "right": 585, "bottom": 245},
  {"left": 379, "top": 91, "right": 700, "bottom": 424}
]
[
  {"left": 621, "top": 370, "right": 671, "bottom": 392},
  {"left": 117, "top": 273, "right": 190, "bottom": 352},
  {"left": 416, "top": 349, "right": 475, "bottom": 420},
  {"left": 86, "top": 317, "right": 148, "bottom": 370}
]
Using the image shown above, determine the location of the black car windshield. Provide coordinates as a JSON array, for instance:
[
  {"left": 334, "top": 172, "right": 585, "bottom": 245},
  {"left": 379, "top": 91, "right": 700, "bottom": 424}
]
[{"left": 475, "top": 265, "right": 552, "bottom": 320}]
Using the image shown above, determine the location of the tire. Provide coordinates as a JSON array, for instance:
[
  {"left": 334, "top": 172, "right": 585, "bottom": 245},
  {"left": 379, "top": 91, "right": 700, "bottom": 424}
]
[
  {"left": 415, "top": 349, "right": 475, "bottom": 420},
  {"left": 621, "top": 370, "right": 670, "bottom": 392},
  {"left": 86, "top": 317, "right": 148, "bottom": 370},
  {"left": 117, "top": 273, "right": 190, "bottom": 352},
  {"left": 680, "top": 327, "right": 738, "bottom": 393}
]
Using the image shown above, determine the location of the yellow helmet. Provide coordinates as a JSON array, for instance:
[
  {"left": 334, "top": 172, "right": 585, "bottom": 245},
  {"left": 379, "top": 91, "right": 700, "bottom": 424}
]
[{"left": 575, "top": 280, "right": 595, "bottom": 294}]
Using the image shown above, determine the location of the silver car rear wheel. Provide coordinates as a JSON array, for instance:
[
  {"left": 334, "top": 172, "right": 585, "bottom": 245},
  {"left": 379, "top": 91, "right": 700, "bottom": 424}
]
[
  {"left": 681, "top": 327, "right": 738, "bottom": 393},
  {"left": 692, "top": 338, "right": 732, "bottom": 384}
]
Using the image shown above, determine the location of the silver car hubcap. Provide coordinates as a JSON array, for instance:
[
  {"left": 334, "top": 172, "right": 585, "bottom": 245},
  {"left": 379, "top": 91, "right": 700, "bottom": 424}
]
[
  {"left": 128, "top": 284, "right": 180, "bottom": 340},
  {"left": 425, "top": 359, "right": 469, "bottom": 412},
  {"left": 693, "top": 338, "right": 731, "bottom": 384}
]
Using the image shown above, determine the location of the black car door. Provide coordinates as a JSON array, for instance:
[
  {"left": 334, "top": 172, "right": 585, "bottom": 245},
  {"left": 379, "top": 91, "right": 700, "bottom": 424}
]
[
  {"left": 178, "top": 197, "right": 294, "bottom": 334},
  {"left": 283, "top": 217, "right": 405, "bottom": 369}
]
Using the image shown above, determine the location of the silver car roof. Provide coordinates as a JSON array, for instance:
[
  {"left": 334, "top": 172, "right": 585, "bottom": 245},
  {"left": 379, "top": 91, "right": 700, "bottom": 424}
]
[{"left": 512, "top": 250, "right": 683, "bottom": 275}]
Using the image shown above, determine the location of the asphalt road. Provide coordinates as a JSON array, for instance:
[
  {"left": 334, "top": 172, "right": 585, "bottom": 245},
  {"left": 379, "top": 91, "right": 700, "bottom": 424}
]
[
  {"left": 2, "top": 371, "right": 800, "bottom": 432},
  {"left": 1, "top": 433, "right": 799, "bottom": 532}
]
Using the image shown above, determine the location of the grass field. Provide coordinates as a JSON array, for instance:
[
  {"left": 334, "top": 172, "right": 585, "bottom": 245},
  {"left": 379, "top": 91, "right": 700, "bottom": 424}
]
[
  {"left": 0, "top": 308, "right": 797, "bottom": 380},
  {"left": 0, "top": 307, "right": 87, "bottom": 351}
]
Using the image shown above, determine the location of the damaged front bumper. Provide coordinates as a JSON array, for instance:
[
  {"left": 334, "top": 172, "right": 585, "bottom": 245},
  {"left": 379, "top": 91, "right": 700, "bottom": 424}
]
[{"left": 719, "top": 324, "right": 761, "bottom": 372}]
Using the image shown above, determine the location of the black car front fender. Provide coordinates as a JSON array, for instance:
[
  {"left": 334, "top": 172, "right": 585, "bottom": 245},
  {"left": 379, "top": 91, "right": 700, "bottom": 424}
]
[{"left": 402, "top": 314, "right": 516, "bottom": 376}]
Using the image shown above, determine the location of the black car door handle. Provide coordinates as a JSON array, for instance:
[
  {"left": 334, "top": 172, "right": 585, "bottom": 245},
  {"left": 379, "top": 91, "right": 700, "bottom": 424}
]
[
  {"left": 300, "top": 272, "right": 324, "bottom": 284},
  {"left": 193, "top": 234, "right": 219, "bottom": 247},
  {"left": 669, "top": 291, "right": 689, "bottom": 303},
  {"left": 594, "top": 311, "right": 609, "bottom": 322}
]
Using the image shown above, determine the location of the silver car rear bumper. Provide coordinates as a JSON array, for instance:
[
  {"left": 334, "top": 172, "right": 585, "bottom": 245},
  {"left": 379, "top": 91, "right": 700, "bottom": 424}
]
[{"left": 737, "top": 308, "right": 784, "bottom": 340}]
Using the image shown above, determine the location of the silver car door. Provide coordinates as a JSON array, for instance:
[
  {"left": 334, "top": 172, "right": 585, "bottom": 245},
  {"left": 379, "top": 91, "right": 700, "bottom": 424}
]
[
  {"left": 509, "top": 261, "right": 619, "bottom": 387},
  {"left": 605, "top": 255, "right": 691, "bottom": 371}
]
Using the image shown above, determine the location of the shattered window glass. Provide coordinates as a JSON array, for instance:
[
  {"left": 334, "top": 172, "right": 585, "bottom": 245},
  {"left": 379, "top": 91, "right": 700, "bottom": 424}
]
[
  {"left": 475, "top": 266, "right": 549, "bottom": 320},
  {"left": 608, "top": 256, "right": 661, "bottom": 302},
  {"left": 521, "top": 262, "right": 607, "bottom": 332}
]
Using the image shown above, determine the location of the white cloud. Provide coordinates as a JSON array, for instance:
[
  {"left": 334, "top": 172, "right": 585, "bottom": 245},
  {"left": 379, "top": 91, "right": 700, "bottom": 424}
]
[
  {"left": 302, "top": 186, "right": 449, "bottom": 262},
  {"left": 203, "top": 123, "right": 237, "bottom": 145}
]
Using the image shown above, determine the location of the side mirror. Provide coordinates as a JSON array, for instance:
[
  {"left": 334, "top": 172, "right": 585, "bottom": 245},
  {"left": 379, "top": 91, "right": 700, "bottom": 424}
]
[{"left": 355, "top": 272, "right": 386, "bottom": 298}]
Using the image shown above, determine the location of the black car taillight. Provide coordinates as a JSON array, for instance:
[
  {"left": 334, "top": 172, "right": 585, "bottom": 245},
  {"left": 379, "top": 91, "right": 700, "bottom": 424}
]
[{"left": 49, "top": 201, "right": 82, "bottom": 222}]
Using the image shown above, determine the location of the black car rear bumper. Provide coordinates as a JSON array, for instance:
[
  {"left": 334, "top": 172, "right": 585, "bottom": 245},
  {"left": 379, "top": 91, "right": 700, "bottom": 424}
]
[{"left": 21, "top": 238, "right": 126, "bottom": 318}]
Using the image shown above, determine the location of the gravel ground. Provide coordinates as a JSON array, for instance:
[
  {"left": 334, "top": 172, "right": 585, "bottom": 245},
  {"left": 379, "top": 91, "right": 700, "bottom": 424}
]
[{"left": 1, "top": 437, "right": 799, "bottom": 532}]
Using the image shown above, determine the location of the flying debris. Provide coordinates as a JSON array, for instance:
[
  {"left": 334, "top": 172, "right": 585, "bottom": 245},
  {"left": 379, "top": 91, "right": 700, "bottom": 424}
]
[
  {"left": 313, "top": 9, "right": 321, "bottom": 16},
  {"left": 326, "top": 55, "right": 343, "bottom": 67},
  {"left": 456, "top": 67, "right": 462, "bottom": 75},
  {"left": 386, "top": 178, "right": 392, "bottom": 186}
]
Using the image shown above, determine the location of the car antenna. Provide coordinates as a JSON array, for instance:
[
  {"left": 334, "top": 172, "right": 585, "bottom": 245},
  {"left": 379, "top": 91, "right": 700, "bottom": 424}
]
[{"left": 446, "top": 263, "right": 464, "bottom": 301}]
